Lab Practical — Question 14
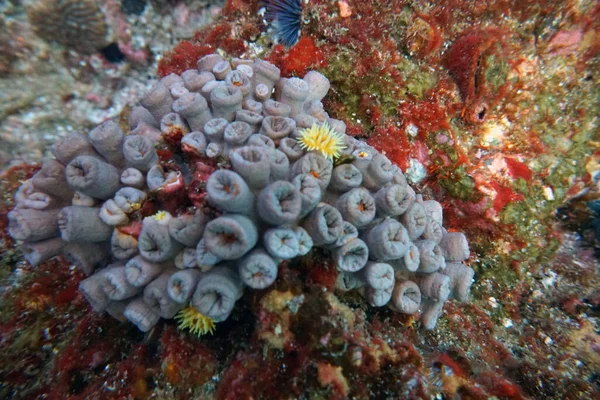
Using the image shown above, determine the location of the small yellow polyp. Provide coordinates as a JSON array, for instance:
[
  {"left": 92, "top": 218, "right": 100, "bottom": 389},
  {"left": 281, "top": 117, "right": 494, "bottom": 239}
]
[
  {"left": 175, "top": 306, "right": 216, "bottom": 337},
  {"left": 297, "top": 122, "right": 346, "bottom": 160}
]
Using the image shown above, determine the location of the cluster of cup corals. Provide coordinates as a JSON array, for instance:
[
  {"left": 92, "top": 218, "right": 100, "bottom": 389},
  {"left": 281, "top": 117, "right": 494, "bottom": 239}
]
[{"left": 8, "top": 53, "right": 473, "bottom": 331}]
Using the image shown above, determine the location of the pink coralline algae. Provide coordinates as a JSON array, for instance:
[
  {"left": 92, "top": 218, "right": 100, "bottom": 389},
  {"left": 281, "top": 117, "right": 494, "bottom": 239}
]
[{"left": 8, "top": 54, "right": 474, "bottom": 332}]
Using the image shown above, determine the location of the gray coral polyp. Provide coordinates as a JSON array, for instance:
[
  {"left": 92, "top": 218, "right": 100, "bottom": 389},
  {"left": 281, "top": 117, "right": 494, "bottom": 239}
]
[
  {"left": 293, "top": 227, "right": 313, "bottom": 255},
  {"left": 224, "top": 121, "right": 253, "bottom": 147},
  {"left": 124, "top": 298, "right": 161, "bottom": 332},
  {"left": 58, "top": 206, "right": 113, "bottom": 242},
  {"left": 362, "top": 219, "right": 410, "bottom": 261},
  {"left": 31, "top": 159, "right": 74, "bottom": 200},
  {"left": 329, "top": 164, "right": 363, "bottom": 193},
  {"left": 330, "top": 221, "right": 358, "bottom": 248},
  {"left": 440, "top": 232, "right": 470, "bottom": 261},
  {"left": 291, "top": 153, "right": 333, "bottom": 190},
  {"left": 245, "top": 98, "right": 265, "bottom": 114},
  {"left": 140, "top": 83, "right": 174, "bottom": 122},
  {"left": 279, "top": 137, "right": 304, "bottom": 162},
  {"left": 203, "top": 214, "right": 258, "bottom": 260},
  {"left": 103, "top": 266, "right": 142, "bottom": 300},
  {"left": 168, "top": 212, "right": 207, "bottom": 247},
  {"left": 358, "top": 262, "right": 395, "bottom": 290},
  {"left": 291, "top": 174, "right": 321, "bottom": 217},
  {"left": 364, "top": 286, "right": 393, "bottom": 307},
  {"left": 359, "top": 154, "right": 395, "bottom": 190},
  {"left": 131, "top": 122, "right": 162, "bottom": 143},
  {"left": 416, "top": 272, "right": 451, "bottom": 302},
  {"left": 21, "top": 237, "right": 66, "bottom": 266},
  {"left": 260, "top": 116, "right": 296, "bottom": 143},
  {"left": 129, "top": 106, "right": 159, "bottom": 130},
  {"left": 120, "top": 168, "right": 146, "bottom": 189},
  {"left": 147, "top": 165, "right": 181, "bottom": 192},
  {"left": 63, "top": 242, "right": 110, "bottom": 276},
  {"left": 122, "top": 135, "right": 158, "bottom": 172},
  {"left": 50, "top": 132, "right": 98, "bottom": 165},
  {"left": 125, "top": 255, "right": 165, "bottom": 287},
  {"left": 8, "top": 208, "right": 60, "bottom": 242},
  {"left": 182, "top": 70, "right": 216, "bottom": 93},
  {"left": 303, "top": 71, "right": 330, "bottom": 102},
  {"left": 230, "top": 146, "right": 271, "bottom": 189},
  {"left": 302, "top": 205, "right": 344, "bottom": 246},
  {"left": 238, "top": 249, "right": 278, "bottom": 289},
  {"left": 212, "top": 60, "right": 232, "bottom": 80},
  {"left": 443, "top": 262, "right": 475, "bottom": 302},
  {"left": 336, "top": 188, "right": 376, "bottom": 228},
  {"left": 247, "top": 134, "right": 275, "bottom": 148},
  {"left": 88, "top": 121, "right": 125, "bottom": 167},
  {"left": 203, "top": 118, "right": 228, "bottom": 143},
  {"left": 195, "top": 239, "right": 221, "bottom": 270},
  {"left": 252, "top": 58, "right": 281, "bottom": 92},
  {"left": 172, "top": 93, "right": 212, "bottom": 132},
  {"left": 277, "top": 77, "right": 310, "bottom": 116},
  {"left": 168, "top": 269, "right": 202, "bottom": 304},
  {"left": 192, "top": 267, "right": 242, "bottom": 322},
  {"left": 181, "top": 131, "right": 208, "bottom": 156},
  {"left": 8, "top": 54, "right": 472, "bottom": 332},
  {"left": 210, "top": 85, "right": 243, "bottom": 121},
  {"left": 113, "top": 188, "right": 147, "bottom": 214},
  {"left": 400, "top": 201, "right": 428, "bottom": 240},
  {"left": 235, "top": 110, "right": 264, "bottom": 131},
  {"left": 111, "top": 229, "right": 138, "bottom": 260},
  {"left": 256, "top": 181, "right": 302, "bottom": 225},
  {"left": 197, "top": 54, "right": 224, "bottom": 73},
  {"left": 267, "top": 150, "right": 290, "bottom": 181},
  {"left": 264, "top": 100, "right": 291, "bottom": 118},
  {"left": 374, "top": 184, "right": 409, "bottom": 217},
  {"left": 66, "top": 156, "right": 120, "bottom": 200},
  {"left": 332, "top": 238, "right": 369, "bottom": 272},
  {"left": 99, "top": 200, "right": 128, "bottom": 226},
  {"left": 138, "top": 216, "right": 183, "bottom": 262},
  {"left": 225, "top": 70, "right": 252, "bottom": 98},
  {"left": 175, "top": 247, "right": 199, "bottom": 270},
  {"left": 144, "top": 271, "right": 182, "bottom": 319},
  {"left": 414, "top": 240, "right": 445, "bottom": 272},
  {"left": 79, "top": 267, "right": 116, "bottom": 312},
  {"left": 264, "top": 228, "right": 300, "bottom": 259},
  {"left": 391, "top": 280, "right": 421, "bottom": 314},
  {"left": 161, "top": 113, "right": 190, "bottom": 139},
  {"left": 254, "top": 84, "right": 271, "bottom": 102}
]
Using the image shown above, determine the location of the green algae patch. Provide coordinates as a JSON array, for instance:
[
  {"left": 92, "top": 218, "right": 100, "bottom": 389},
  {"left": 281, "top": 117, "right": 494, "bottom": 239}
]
[{"left": 438, "top": 166, "right": 477, "bottom": 201}]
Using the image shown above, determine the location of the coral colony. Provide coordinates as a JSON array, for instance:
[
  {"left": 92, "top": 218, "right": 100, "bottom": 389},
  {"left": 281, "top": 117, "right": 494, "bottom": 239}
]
[{"left": 7, "top": 54, "right": 473, "bottom": 334}]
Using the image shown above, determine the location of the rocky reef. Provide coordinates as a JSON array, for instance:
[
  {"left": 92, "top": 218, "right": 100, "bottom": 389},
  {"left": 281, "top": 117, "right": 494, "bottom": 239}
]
[{"left": 0, "top": 0, "right": 599, "bottom": 399}]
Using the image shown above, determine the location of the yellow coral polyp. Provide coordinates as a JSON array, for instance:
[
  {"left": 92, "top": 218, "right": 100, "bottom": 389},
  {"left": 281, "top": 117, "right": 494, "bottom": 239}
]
[
  {"left": 175, "top": 306, "right": 216, "bottom": 337},
  {"left": 154, "top": 210, "right": 168, "bottom": 221},
  {"left": 297, "top": 122, "right": 346, "bottom": 160}
]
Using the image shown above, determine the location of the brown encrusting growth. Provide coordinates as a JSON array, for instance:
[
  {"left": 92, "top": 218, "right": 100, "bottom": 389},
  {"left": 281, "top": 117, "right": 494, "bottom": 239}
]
[{"left": 27, "top": 0, "right": 109, "bottom": 54}]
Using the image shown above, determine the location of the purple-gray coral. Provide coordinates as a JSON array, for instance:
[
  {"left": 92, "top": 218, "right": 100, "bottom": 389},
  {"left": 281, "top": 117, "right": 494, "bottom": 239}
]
[
  {"left": 238, "top": 249, "right": 278, "bottom": 289},
  {"left": 203, "top": 214, "right": 258, "bottom": 260},
  {"left": 7, "top": 54, "right": 472, "bottom": 333}
]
